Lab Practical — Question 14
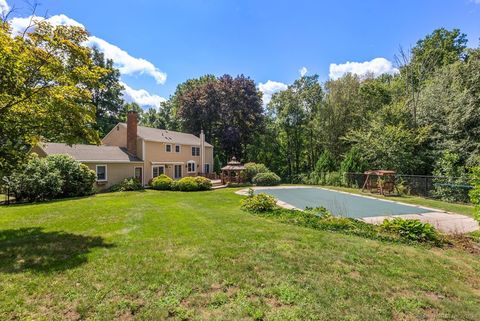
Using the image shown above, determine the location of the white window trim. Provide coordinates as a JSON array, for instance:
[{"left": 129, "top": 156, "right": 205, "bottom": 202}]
[
  {"left": 191, "top": 146, "right": 200, "bottom": 156},
  {"left": 187, "top": 161, "right": 196, "bottom": 173},
  {"left": 152, "top": 165, "right": 165, "bottom": 178},
  {"left": 165, "top": 144, "right": 172, "bottom": 152},
  {"left": 174, "top": 164, "right": 182, "bottom": 179},
  {"left": 96, "top": 164, "right": 108, "bottom": 182},
  {"left": 175, "top": 145, "right": 181, "bottom": 153},
  {"left": 134, "top": 166, "right": 143, "bottom": 185},
  {"left": 204, "top": 163, "right": 210, "bottom": 173}
]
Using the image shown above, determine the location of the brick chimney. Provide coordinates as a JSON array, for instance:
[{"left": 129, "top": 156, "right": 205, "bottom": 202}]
[{"left": 127, "top": 111, "right": 138, "bottom": 156}]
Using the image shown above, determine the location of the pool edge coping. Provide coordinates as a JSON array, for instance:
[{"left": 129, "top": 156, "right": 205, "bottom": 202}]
[
  {"left": 235, "top": 186, "right": 479, "bottom": 234},
  {"left": 236, "top": 185, "right": 453, "bottom": 215}
]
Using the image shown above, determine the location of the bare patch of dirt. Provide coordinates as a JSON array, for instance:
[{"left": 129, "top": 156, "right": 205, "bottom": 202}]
[
  {"left": 447, "top": 234, "right": 480, "bottom": 254},
  {"left": 348, "top": 270, "right": 362, "bottom": 280},
  {"left": 64, "top": 309, "right": 81, "bottom": 321},
  {"left": 423, "top": 292, "right": 445, "bottom": 302}
]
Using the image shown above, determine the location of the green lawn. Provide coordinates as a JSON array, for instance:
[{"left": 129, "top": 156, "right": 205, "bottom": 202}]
[
  {"left": 320, "top": 185, "right": 475, "bottom": 217},
  {"left": 1, "top": 189, "right": 480, "bottom": 320}
]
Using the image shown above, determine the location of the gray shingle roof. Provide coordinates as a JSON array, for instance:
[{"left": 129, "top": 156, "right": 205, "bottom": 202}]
[
  {"left": 38, "top": 143, "right": 142, "bottom": 162},
  {"left": 119, "top": 123, "right": 213, "bottom": 147}
]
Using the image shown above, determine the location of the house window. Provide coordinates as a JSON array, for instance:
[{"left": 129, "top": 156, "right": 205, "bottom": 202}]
[
  {"left": 191, "top": 147, "right": 200, "bottom": 156},
  {"left": 152, "top": 165, "right": 165, "bottom": 178},
  {"left": 174, "top": 164, "right": 182, "bottom": 179},
  {"left": 166, "top": 144, "right": 172, "bottom": 152},
  {"left": 187, "top": 161, "right": 196, "bottom": 173},
  {"left": 134, "top": 167, "right": 143, "bottom": 184},
  {"left": 175, "top": 145, "right": 180, "bottom": 153},
  {"left": 96, "top": 165, "right": 107, "bottom": 181},
  {"left": 204, "top": 163, "right": 210, "bottom": 174}
]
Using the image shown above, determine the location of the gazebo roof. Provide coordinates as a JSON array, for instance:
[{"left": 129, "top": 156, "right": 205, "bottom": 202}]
[{"left": 221, "top": 156, "right": 245, "bottom": 171}]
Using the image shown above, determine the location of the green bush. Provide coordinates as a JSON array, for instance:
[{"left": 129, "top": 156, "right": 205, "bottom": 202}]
[
  {"left": 469, "top": 166, "right": 480, "bottom": 222},
  {"left": 47, "top": 154, "right": 96, "bottom": 197},
  {"left": 340, "top": 147, "right": 367, "bottom": 174},
  {"left": 8, "top": 155, "right": 63, "bottom": 202},
  {"left": 214, "top": 155, "right": 222, "bottom": 175},
  {"left": 241, "top": 193, "right": 277, "bottom": 213},
  {"left": 242, "top": 162, "right": 270, "bottom": 183},
  {"left": 171, "top": 176, "right": 206, "bottom": 191},
  {"left": 302, "top": 171, "right": 344, "bottom": 186},
  {"left": 194, "top": 176, "right": 212, "bottom": 190},
  {"left": 252, "top": 172, "right": 281, "bottom": 186},
  {"left": 380, "top": 218, "right": 440, "bottom": 243},
  {"left": 8, "top": 154, "right": 95, "bottom": 202},
  {"left": 315, "top": 150, "right": 336, "bottom": 173},
  {"left": 432, "top": 151, "right": 470, "bottom": 203},
  {"left": 151, "top": 174, "right": 174, "bottom": 190},
  {"left": 109, "top": 177, "right": 143, "bottom": 192}
]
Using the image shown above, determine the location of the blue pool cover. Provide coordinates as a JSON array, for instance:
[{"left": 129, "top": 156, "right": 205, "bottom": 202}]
[{"left": 254, "top": 188, "right": 434, "bottom": 218}]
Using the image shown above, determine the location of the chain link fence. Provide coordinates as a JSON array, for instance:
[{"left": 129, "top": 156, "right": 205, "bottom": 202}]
[{"left": 345, "top": 172, "right": 472, "bottom": 202}]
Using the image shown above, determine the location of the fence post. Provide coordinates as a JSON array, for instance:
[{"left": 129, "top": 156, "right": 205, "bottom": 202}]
[{"left": 424, "top": 176, "right": 428, "bottom": 197}]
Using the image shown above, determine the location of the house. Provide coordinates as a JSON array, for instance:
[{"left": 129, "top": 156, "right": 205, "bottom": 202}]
[{"left": 33, "top": 111, "right": 214, "bottom": 189}]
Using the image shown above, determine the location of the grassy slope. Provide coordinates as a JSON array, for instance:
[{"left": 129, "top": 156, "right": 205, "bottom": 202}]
[
  {"left": 0, "top": 189, "right": 479, "bottom": 320},
  {"left": 319, "top": 186, "right": 474, "bottom": 217}
]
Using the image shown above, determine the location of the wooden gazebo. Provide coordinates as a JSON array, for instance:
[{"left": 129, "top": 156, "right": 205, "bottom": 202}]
[
  {"left": 221, "top": 157, "right": 245, "bottom": 184},
  {"left": 362, "top": 170, "right": 397, "bottom": 195}
]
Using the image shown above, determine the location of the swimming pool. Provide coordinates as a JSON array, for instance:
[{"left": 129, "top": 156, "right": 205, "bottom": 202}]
[{"left": 253, "top": 187, "right": 435, "bottom": 218}]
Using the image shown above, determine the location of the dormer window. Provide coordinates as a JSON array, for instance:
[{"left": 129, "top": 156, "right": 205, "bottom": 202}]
[{"left": 165, "top": 144, "right": 172, "bottom": 152}]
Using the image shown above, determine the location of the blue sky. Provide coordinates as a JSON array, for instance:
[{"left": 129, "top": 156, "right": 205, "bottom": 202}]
[{"left": 2, "top": 0, "right": 480, "bottom": 107}]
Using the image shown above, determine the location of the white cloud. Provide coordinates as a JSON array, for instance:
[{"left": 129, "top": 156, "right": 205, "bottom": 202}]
[
  {"left": 258, "top": 80, "right": 288, "bottom": 106},
  {"left": 9, "top": 14, "right": 85, "bottom": 35},
  {"left": 8, "top": 14, "right": 167, "bottom": 85},
  {"left": 121, "top": 82, "right": 166, "bottom": 108},
  {"left": 85, "top": 36, "right": 167, "bottom": 85},
  {"left": 299, "top": 66, "right": 308, "bottom": 77},
  {"left": 0, "top": 0, "right": 10, "bottom": 15},
  {"left": 329, "top": 57, "right": 399, "bottom": 80}
]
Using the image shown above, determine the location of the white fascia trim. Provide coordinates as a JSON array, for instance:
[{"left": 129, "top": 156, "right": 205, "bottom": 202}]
[
  {"left": 79, "top": 160, "right": 144, "bottom": 163},
  {"left": 142, "top": 138, "right": 213, "bottom": 148},
  {"left": 151, "top": 161, "right": 185, "bottom": 165}
]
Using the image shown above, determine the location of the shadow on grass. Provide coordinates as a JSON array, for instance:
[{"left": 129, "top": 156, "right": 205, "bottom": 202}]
[{"left": 0, "top": 227, "right": 114, "bottom": 273}]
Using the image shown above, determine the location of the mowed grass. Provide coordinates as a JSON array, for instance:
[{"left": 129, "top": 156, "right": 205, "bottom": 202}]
[{"left": 1, "top": 189, "right": 480, "bottom": 320}]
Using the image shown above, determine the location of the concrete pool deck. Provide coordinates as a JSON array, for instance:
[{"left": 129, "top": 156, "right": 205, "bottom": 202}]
[{"left": 236, "top": 186, "right": 479, "bottom": 234}]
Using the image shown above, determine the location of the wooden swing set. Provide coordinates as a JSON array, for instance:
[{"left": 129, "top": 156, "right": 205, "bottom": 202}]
[{"left": 361, "top": 170, "right": 397, "bottom": 196}]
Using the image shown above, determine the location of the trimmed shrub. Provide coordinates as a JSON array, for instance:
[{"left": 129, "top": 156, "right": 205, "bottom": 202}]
[
  {"left": 241, "top": 193, "right": 277, "bottom": 213},
  {"left": 242, "top": 162, "right": 270, "bottom": 183},
  {"left": 172, "top": 177, "right": 200, "bottom": 191},
  {"left": 380, "top": 218, "right": 440, "bottom": 243},
  {"left": 109, "top": 177, "right": 143, "bottom": 192},
  {"left": 46, "top": 154, "right": 96, "bottom": 197},
  {"left": 253, "top": 172, "right": 281, "bottom": 186},
  {"left": 194, "top": 176, "right": 212, "bottom": 190},
  {"left": 151, "top": 174, "right": 173, "bottom": 190}
]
